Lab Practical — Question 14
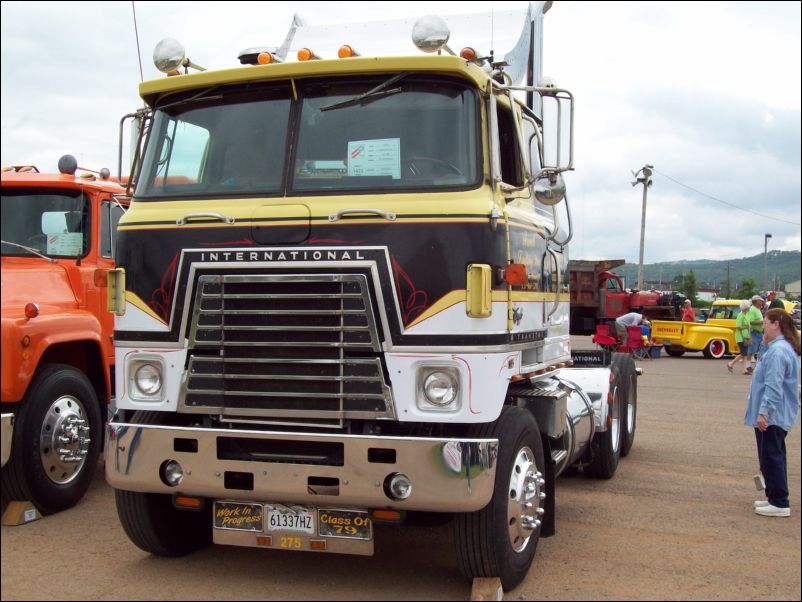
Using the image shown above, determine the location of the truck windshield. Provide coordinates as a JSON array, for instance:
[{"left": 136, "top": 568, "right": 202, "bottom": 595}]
[
  {"left": 1, "top": 188, "right": 89, "bottom": 258},
  {"left": 135, "top": 76, "right": 479, "bottom": 199},
  {"left": 293, "top": 77, "right": 479, "bottom": 191}
]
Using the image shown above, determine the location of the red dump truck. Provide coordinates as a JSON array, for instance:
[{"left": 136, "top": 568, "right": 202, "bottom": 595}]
[{"left": 569, "top": 259, "right": 684, "bottom": 335}]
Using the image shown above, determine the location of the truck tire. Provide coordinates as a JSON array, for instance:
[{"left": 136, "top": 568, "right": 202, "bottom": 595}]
[
  {"left": 454, "top": 406, "right": 546, "bottom": 591},
  {"left": 613, "top": 353, "right": 637, "bottom": 457},
  {"left": 1, "top": 364, "right": 101, "bottom": 515},
  {"left": 702, "top": 339, "right": 727, "bottom": 359},
  {"left": 114, "top": 411, "right": 211, "bottom": 557},
  {"left": 585, "top": 362, "right": 624, "bottom": 478},
  {"left": 665, "top": 347, "right": 686, "bottom": 357}
]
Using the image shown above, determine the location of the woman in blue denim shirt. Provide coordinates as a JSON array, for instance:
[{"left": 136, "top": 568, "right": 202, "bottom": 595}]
[{"left": 745, "top": 308, "right": 800, "bottom": 517}]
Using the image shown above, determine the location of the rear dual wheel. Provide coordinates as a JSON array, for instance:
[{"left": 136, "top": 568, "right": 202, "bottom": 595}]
[
  {"left": 585, "top": 357, "right": 626, "bottom": 478},
  {"left": 613, "top": 353, "right": 637, "bottom": 457}
]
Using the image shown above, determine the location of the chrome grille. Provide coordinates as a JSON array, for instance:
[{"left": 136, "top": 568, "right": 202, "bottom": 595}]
[{"left": 182, "top": 274, "right": 392, "bottom": 424}]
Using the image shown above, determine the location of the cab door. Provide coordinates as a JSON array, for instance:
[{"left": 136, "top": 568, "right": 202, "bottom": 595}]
[{"left": 96, "top": 197, "right": 126, "bottom": 359}]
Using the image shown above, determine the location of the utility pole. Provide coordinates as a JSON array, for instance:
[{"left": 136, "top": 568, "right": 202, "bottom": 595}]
[
  {"left": 726, "top": 262, "right": 731, "bottom": 298},
  {"left": 764, "top": 233, "right": 772, "bottom": 293},
  {"left": 632, "top": 164, "right": 654, "bottom": 290}
]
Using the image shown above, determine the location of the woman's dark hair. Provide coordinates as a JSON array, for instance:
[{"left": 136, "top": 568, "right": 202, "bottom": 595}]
[{"left": 765, "top": 308, "right": 801, "bottom": 355}]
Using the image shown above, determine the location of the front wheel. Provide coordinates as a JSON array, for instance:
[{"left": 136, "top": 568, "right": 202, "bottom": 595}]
[
  {"left": 114, "top": 411, "right": 211, "bottom": 556},
  {"left": 665, "top": 347, "right": 686, "bottom": 357},
  {"left": 1, "top": 364, "right": 101, "bottom": 515},
  {"left": 454, "top": 407, "right": 546, "bottom": 591}
]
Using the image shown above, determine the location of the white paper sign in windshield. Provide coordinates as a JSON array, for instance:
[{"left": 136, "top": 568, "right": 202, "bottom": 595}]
[
  {"left": 47, "top": 233, "right": 83, "bottom": 256},
  {"left": 347, "top": 138, "right": 401, "bottom": 180}
]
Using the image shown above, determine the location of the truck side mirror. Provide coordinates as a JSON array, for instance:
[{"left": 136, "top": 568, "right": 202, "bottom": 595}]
[
  {"left": 538, "top": 83, "right": 574, "bottom": 173},
  {"left": 533, "top": 171, "right": 565, "bottom": 206}
]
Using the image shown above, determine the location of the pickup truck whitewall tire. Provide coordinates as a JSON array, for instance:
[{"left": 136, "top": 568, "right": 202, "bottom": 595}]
[
  {"left": 703, "top": 339, "right": 727, "bottom": 359},
  {"left": 454, "top": 406, "right": 545, "bottom": 591}
]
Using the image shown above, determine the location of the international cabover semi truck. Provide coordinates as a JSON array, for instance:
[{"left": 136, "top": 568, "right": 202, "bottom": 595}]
[
  {"left": 105, "top": 4, "right": 638, "bottom": 590},
  {"left": 1, "top": 157, "right": 127, "bottom": 514}
]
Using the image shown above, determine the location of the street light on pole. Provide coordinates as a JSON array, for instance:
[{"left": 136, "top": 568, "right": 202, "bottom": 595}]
[
  {"left": 632, "top": 164, "right": 654, "bottom": 290},
  {"left": 764, "top": 233, "right": 772, "bottom": 293}
]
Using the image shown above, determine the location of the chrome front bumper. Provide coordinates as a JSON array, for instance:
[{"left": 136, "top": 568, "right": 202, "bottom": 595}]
[
  {"left": 105, "top": 421, "right": 498, "bottom": 513},
  {"left": 1, "top": 413, "right": 13, "bottom": 468}
]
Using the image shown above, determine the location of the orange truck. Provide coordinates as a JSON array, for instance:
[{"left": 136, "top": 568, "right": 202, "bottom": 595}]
[{"left": 1, "top": 156, "right": 127, "bottom": 514}]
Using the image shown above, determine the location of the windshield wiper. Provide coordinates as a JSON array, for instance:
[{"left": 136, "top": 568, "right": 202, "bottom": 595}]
[
  {"left": 1, "top": 240, "right": 57, "bottom": 263},
  {"left": 320, "top": 73, "right": 408, "bottom": 112},
  {"left": 158, "top": 86, "right": 223, "bottom": 112}
]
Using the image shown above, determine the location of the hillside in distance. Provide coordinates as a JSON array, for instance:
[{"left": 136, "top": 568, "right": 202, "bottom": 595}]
[{"left": 614, "top": 250, "right": 800, "bottom": 292}]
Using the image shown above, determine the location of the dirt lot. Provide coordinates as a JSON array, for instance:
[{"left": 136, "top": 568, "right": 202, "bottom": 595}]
[{"left": 2, "top": 344, "right": 800, "bottom": 600}]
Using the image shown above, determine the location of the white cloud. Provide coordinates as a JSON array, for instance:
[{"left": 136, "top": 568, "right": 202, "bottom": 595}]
[{"left": 2, "top": 0, "right": 799, "bottom": 265}]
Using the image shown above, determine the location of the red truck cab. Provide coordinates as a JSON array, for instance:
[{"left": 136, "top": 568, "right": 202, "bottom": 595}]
[{"left": 1, "top": 157, "right": 127, "bottom": 514}]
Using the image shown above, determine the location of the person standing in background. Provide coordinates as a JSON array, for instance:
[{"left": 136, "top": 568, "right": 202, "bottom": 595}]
[
  {"left": 745, "top": 295, "right": 765, "bottom": 374},
  {"left": 727, "top": 300, "right": 752, "bottom": 374},
  {"left": 745, "top": 308, "right": 800, "bottom": 517},
  {"left": 681, "top": 299, "right": 696, "bottom": 322},
  {"left": 766, "top": 291, "right": 785, "bottom": 311}
]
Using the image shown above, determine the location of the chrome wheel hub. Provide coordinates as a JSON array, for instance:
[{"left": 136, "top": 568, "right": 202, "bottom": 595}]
[
  {"left": 507, "top": 447, "right": 545, "bottom": 552},
  {"left": 40, "top": 395, "right": 90, "bottom": 484}
]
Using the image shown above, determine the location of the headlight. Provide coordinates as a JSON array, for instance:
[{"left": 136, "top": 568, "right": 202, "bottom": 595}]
[
  {"left": 417, "top": 366, "right": 460, "bottom": 411},
  {"left": 128, "top": 359, "right": 165, "bottom": 401},
  {"left": 135, "top": 363, "right": 162, "bottom": 396}
]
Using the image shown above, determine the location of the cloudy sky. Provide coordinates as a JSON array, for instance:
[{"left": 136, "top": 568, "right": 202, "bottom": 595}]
[{"left": 2, "top": 1, "right": 800, "bottom": 265}]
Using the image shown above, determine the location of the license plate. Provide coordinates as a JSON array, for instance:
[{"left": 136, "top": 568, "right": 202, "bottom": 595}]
[
  {"left": 318, "top": 509, "right": 372, "bottom": 540},
  {"left": 214, "top": 502, "right": 263, "bottom": 532},
  {"left": 266, "top": 505, "right": 315, "bottom": 534}
]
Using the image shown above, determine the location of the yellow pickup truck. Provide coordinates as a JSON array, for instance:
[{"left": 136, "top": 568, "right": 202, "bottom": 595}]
[
  {"left": 652, "top": 299, "right": 745, "bottom": 359},
  {"left": 652, "top": 298, "right": 797, "bottom": 359}
]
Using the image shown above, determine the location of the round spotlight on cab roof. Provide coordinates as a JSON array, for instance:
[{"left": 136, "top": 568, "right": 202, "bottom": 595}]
[
  {"left": 411, "top": 15, "right": 450, "bottom": 53},
  {"left": 153, "top": 38, "right": 186, "bottom": 73}
]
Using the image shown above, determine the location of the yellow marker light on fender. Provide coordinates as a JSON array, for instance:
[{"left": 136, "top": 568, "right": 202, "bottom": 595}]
[{"left": 310, "top": 539, "right": 327, "bottom": 551}]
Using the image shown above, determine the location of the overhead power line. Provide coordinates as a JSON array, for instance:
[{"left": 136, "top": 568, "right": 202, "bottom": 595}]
[{"left": 653, "top": 168, "right": 801, "bottom": 226}]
